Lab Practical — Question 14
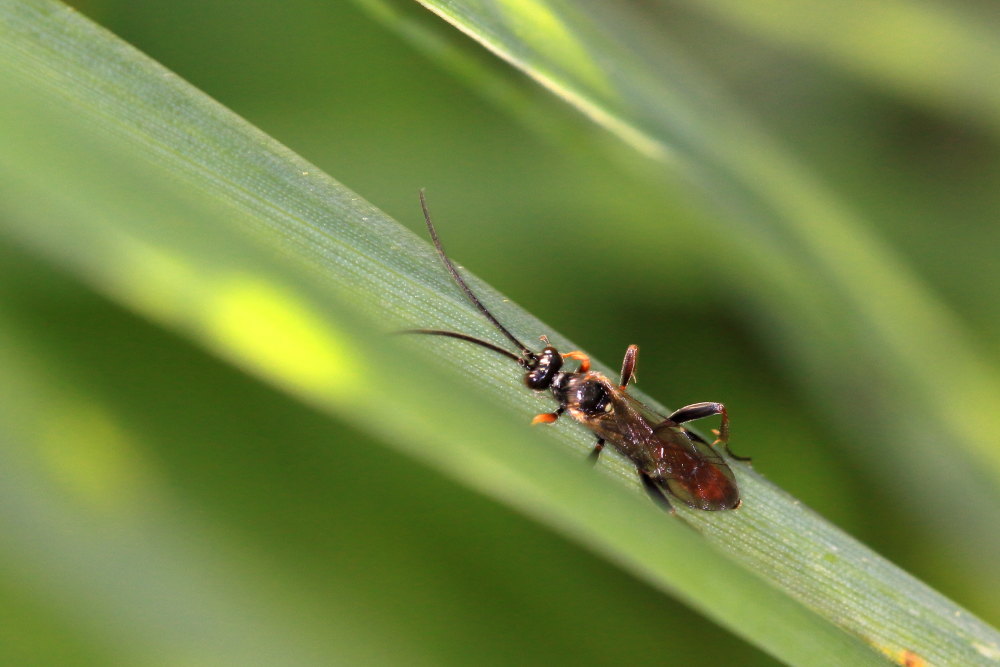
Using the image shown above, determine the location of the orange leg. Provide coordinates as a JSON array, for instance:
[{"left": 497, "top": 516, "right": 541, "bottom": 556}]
[
  {"left": 562, "top": 350, "right": 590, "bottom": 373},
  {"left": 532, "top": 406, "right": 565, "bottom": 425}
]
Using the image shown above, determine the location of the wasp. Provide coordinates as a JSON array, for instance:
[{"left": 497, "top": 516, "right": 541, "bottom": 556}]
[{"left": 407, "top": 191, "right": 745, "bottom": 512}]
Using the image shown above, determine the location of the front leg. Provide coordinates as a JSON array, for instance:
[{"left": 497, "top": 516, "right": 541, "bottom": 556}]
[
  {"left": 561, "top": 350, "right": 590, "bottom": 373},
  {"left": 667, "top": 402, "right": 749, "bottom": 461},
  {"left": 532, "top": 406, "right": 565, "bottom": 424}
]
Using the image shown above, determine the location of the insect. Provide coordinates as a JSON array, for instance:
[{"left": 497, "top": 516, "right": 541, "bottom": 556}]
[{"left": 407, "top": 191, "right": 745, "bottom": 512}]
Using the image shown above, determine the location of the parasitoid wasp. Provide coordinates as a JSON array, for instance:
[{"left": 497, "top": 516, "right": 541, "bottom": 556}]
[{"left": 406, "top": 191, "right": 746, "bottom": 512}]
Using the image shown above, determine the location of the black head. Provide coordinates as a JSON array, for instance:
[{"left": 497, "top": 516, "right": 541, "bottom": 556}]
[{"left": 524, "top": 346, "right": 563, "bottom": 390}]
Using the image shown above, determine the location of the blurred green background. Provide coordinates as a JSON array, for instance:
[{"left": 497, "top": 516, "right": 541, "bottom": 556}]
[{"left": 2, "top": 0, "right": 999, "bottom": 663}]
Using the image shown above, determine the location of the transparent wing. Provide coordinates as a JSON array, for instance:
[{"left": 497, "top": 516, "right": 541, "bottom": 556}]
[
  {"left": 589, "top": 385, "right": 739, "bottom": 510},
  {"left": 651, "top": 421, "right": 739, "bottom": 510},
  {"left": 577, "top": 381, "right": 659, "bottom": 457}
]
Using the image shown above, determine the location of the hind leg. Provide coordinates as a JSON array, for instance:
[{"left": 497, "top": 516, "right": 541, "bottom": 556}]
[
  {"left": 639, "top": 470, "right": 675, "bottom": 515},
  {"left": 668, "top": 402, "right": 750, "bottom": 462},
  {"left": 619, "top": 345, "right": 639, "bottom": 389}
]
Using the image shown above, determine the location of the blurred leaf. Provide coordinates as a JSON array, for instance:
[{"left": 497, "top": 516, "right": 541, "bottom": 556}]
[
  {"left": 1, "top": 0, "right": 999, "bottom": 665},
  {"left": 674, "top": 0, "right": 1000, "bottom": 140}
]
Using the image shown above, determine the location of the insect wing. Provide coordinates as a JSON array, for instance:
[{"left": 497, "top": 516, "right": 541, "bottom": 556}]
[
  {"left": 610, "top": 391, "right": 739, "bottom": 511},
  {"left": 652, "top": 421, "right": 739, "bottom": 510},
  {"left": 576, "top": 380, "right": 659, "bottom": 459}
]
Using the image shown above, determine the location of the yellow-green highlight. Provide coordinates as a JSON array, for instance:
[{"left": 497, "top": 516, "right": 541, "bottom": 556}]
[
  {"left": 420, "top": 0, "right": 671, "bottom": 161},
  {"left": 206, "top": 276, "right": 360, "bottom": 399},
  {"left": 38, "top": 400, "right": 154, "bottom": 512},
  {"left": 105, "top": 237, "right": 360, "bottom": 403},
  {"left": 495, "top": 0, "right": 611, "bottom": 99}
]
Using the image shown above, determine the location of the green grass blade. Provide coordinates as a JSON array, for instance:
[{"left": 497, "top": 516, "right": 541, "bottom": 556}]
[{"left": 1, "top": 1, "right": 999, "bottom": 664}]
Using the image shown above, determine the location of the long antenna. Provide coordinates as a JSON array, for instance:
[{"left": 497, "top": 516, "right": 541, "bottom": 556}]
[
  {"left": 401, "top": 329, "right": 524, "bottom": 364},
  {"left": 419, "top": 189, "right": 533, "bottom": 357}
]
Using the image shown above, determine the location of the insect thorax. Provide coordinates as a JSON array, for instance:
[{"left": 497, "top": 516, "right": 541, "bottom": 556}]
[{"left": 553, "top": 372, "right": 613, "bottom": 417}]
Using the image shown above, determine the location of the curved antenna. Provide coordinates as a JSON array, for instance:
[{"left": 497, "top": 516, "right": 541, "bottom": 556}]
[
  {"left": 400, "top": 329, "right": 525, "bottom": 365},
  {"left": 419, "top": 190, "right": 533, "bottom": 357}
]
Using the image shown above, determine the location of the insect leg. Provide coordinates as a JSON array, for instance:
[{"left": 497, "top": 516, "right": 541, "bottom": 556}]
[
  {"left": 618, "top": 344, "right": 638, "bottom": 390},
  {"left": 679, "top": 427, "right": 709, "bottom": 445},
  {"left": 587, "top": 438, "right": 605, "bottom": 464},
  {"left": 532, "top": 406, "right": 565, "bottom": 425},
  {"left": 667, "top": 402, "right": 750, "bottom": 461},
  {"left": 561, "top": 350, "right": 590, "bottom": 373},
  {"left": 678, "top": 424, "right": 752, "bottom": 465},
  {"left": 638, "top": 471, "right": 675, "bottom": 515}
]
